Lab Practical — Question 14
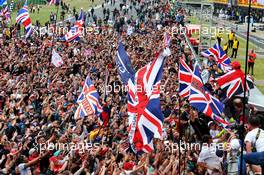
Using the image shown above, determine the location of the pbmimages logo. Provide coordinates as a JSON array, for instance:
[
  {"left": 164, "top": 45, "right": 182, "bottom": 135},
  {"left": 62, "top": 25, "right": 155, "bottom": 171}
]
[
  {"left": 164, "top": 141, "right": 231, "bottom": 153},
  {"left": 33, "top": 141, "right": 101, "bottom": 154}
]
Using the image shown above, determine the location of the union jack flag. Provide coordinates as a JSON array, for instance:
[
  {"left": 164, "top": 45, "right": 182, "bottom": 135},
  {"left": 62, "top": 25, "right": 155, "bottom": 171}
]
[
  {"left": 116, "top": 42, "right": 151, "bottom": 152},
  {"left": 74, "top": 106, "right": 87, "bottom": 119},
  {"left": 116, "top": 42, "right": 168, "bottom": 153},
  {"left": 75, "top": 76, "right": 103, "bottom": 119},
  {"left": 201, "top": 43, "right": 232, "bottom": 72},
  {"left": 178, "top": 59, "right": 193, "bottom": 98},
  {"left": 128, "top": 52, "right": 165, "bottom": 153},
  {"left": 189, "top": 64, "right": 229, "bottom": 127},
  {"left": 16, "top": 0, "right": 33, "bottom": 38},
  {"left": 62, "top": 9, "right": 84, "bottom": 42},
  {"left": 0, "top": 5, "right": 10, "bottom": 21},
  {"left": 216, "top": 69, "right": 254, "bottom": 99}
]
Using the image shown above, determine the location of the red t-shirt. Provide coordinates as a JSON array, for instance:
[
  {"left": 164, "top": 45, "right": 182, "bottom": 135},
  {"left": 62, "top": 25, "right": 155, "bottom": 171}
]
[
  {"left": 248, "top": 53, "right": 256, "bottom": 63},
  {"left": 49, "top": 156, "right": 63, "bottom": 172}
]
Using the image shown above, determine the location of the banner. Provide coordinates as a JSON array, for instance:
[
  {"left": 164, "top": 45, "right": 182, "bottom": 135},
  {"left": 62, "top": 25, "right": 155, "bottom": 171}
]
[{"left": 211, "top": 0, "right": 264, "bottom": 8}]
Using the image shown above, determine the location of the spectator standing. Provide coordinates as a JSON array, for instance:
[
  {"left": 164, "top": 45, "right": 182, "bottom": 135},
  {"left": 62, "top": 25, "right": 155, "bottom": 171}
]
[
  {"left": 228, "top": 30, "right": 235, "bottom": 49},
  {"left": 238, "top": 117, "right": 264, "bottom": 175},
  {"left": 223, "top": 42, "right": 229, "bottom": 54},
  {"left": 91, "top": 7, "right": 94, "bottom": 17},
  {"left": 231, "top": 37, "right": 239, "bottom": 58},
  {"left": 248, "top": 49, "right": 256, "bottom": 75},
  {"left": 216, "top": 31, "right": 222, "bottom": 46}
]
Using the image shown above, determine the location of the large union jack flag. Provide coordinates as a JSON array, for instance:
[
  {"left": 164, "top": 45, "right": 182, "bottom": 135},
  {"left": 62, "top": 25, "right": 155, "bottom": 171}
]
[
  {"left": 179, "top": 59, "right": 193, "bottom": 98},
  {"left": 201, "top": 43, "right": 232, "bottom": 72},
  {"left": 62, "top": 9, "right": 84, "bottom": 42},
  {"left": 75, "top": 76, "right": 103, "bottom": 119},
  {"left": 129, "top": 52, "right": 165, "bottom": 153},
  {"left": 16, "top": 0, "right": 32, "bottom": 38},
  {"left": 116, "top": 42, "right": 168, "bottom": 153},
  {"left": 115, "top": 42, "right": 152, "bottom": 152},
  {"left": 189, "top": 64, "right": 229, "bottom": 127},
  {"left": 216, "top": 69, "right": 254, "bottom": 99}
]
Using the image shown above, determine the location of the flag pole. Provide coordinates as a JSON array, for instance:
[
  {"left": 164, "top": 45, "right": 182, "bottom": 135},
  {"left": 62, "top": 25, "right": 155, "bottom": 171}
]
[
  {"left": 240, "top": 0, "right": 252, "bottom": 174},
  {"left": 9, "top": 5, "right": 13, "bottom": 26},
  {"left": 177, "top": 60, "right": 181, "bottom": 175},
  {"left": 178, "top": 94, "right": 181, "bottom": 174}
]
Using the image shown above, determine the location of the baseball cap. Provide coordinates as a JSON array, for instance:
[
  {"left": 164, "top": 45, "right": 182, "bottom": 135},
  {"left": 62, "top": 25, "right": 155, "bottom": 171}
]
[
  {"left": 231, "top": 61, "right": 241, "bottom": 69},
  {"left": 208, "top": 121, "right": 214, "bottom": 127},
  {"left": 29, "top": 148, "right": 36, "bottom": 156}
]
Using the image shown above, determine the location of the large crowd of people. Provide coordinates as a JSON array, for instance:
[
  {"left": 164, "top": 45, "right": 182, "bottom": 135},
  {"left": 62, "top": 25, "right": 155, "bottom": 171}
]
[{"left": 0, "top": 0, "right": 264, "bottom": 175}]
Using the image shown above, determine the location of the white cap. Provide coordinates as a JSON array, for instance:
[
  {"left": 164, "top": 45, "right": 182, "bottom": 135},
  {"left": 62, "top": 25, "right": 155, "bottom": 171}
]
[
  {"left": 230, "top": 139, "right": 241, "bottom": 150},
  {"left": 208, "top": 121, "right": 214, "bottom": 127},
  {"left": 29, "top": 148, "right": 36, "bottom": 155}
]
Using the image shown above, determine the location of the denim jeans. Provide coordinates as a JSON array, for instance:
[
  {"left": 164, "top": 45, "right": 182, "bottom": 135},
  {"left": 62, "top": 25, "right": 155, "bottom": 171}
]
[{"left": 238, "top": 151, "right": 264, "bottom": 175}]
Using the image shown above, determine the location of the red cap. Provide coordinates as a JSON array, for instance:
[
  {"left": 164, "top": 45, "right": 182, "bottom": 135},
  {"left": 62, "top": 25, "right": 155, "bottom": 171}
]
[
  {"left": 231, "top": 61, "right": 241, "bottom": 69},
  {"left": 123, "top": 162, "right": 135, "bottom": 170}
]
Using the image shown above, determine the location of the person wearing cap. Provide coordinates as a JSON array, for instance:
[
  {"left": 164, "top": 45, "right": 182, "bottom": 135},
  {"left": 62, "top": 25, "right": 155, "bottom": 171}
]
[
  {"left": 226, "top": 138, "right": 240, "bottom": 175},
  {"left": 231, "top": 61, "right": 241, "bottom": 70},
  {"left": 231, "top": 37, "right": 239, "bottom": 59}
]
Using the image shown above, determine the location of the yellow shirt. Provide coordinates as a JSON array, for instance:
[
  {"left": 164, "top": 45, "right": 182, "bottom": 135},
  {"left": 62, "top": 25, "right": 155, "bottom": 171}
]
[
  {"left": 223, "top": 45, "right": 228, "bottom": 51},
  {"left": 89, "top": 129, "right": 100, "bottom": 141},
  {"left": 233, "top": 40, "right": 239, "bottom": 49},
  {"left": 229, "top": 33, "right": 234, "bottom": 41},
  {"left": 5, "top": 29, "right": 10, "bottom": 37}
]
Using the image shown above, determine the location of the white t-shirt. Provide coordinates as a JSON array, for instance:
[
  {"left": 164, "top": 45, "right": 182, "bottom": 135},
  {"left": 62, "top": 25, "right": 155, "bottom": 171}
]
[
  {"left": 210, "top": 129, "right": 220, "bottom": 138},
  {"left": 244, "top": 128, "right": 264, "bottom": 152},
  {"left": 18, "top": 163, "right": 31, "bottom": 175},
  {"left": 198, "top": 145, "right": 222, "bottom": 174}
]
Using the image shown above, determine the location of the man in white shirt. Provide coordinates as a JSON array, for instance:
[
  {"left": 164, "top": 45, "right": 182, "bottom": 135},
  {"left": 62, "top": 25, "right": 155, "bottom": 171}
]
[
  {"left": 197, "top": 135, "right": 222, "bottom": 175},
  {"left": 238, "top": 116, "right": 264, "bottom": 175}
]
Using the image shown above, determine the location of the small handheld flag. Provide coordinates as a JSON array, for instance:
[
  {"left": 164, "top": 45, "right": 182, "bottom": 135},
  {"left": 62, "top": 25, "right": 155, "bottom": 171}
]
[
  {"left": 51, "top": 49, "right": 64, "bottom": 67},
  {"left": 62, "top": 9, "right": 84, "bottom": 42},
  {"left": 75, "top": 76, "right": 103, "bottom": 120},
  {"left": 0, "top": 5, "right": 10, "bottom": 22}
]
